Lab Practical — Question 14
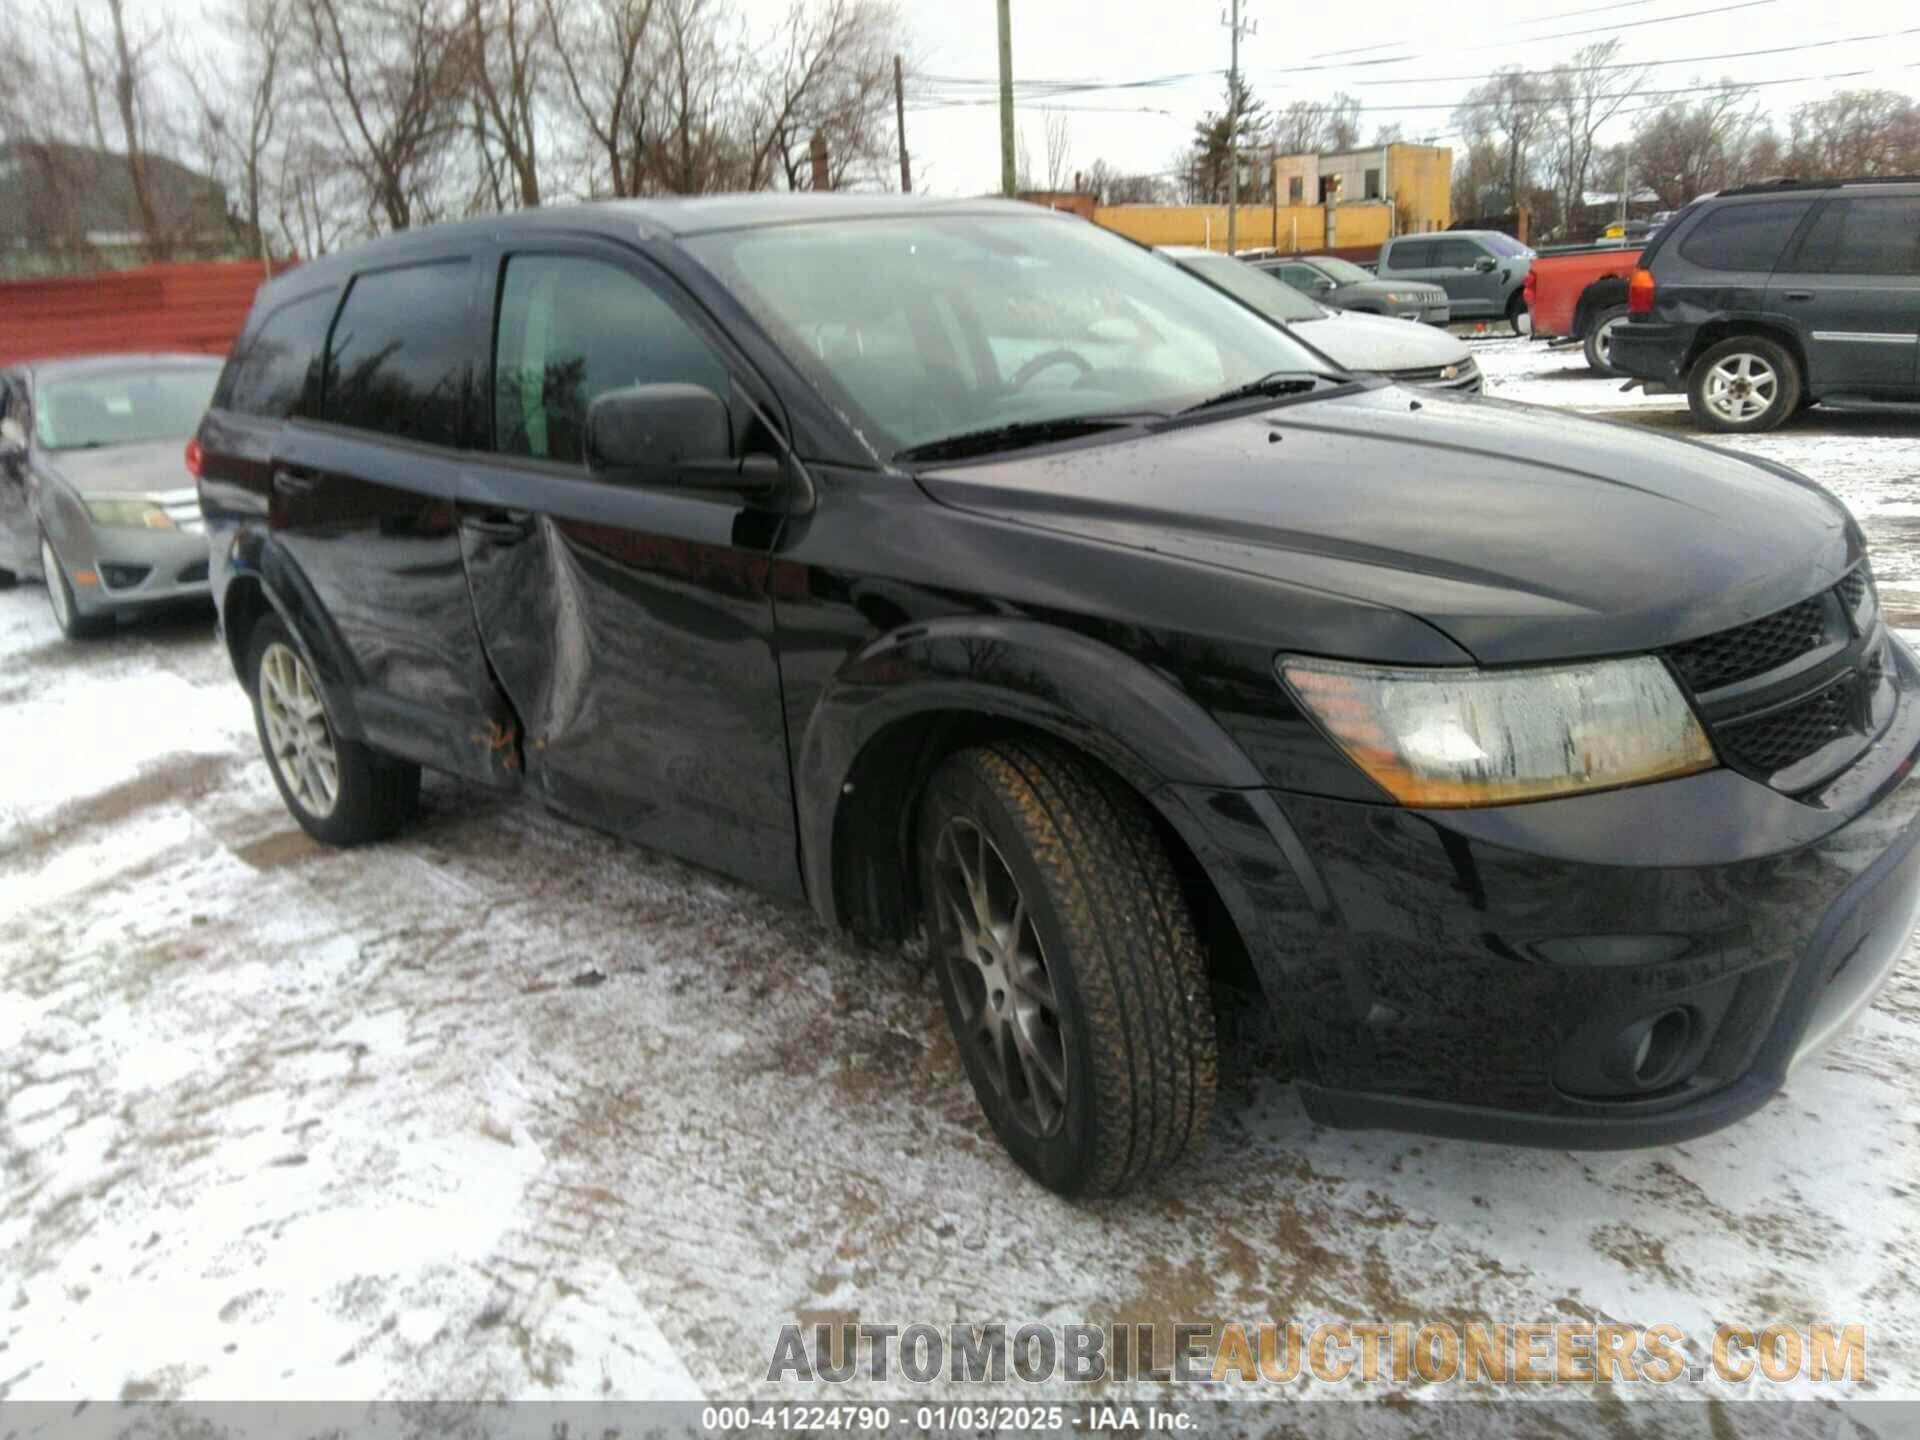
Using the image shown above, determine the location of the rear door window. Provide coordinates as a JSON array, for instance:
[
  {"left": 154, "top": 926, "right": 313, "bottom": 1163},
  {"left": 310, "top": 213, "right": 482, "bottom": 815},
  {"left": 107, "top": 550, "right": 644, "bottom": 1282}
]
[
  {"left": 1792, "top": 196, "right": 1920, "bottom": 276},
  {"left": 1678, "top": 201, "right": 1812, "bottom": 272},
  {"left": 322, "top": 260, "right": 473, "bottom": 446},
  {"left": 492, "top": 253, "right": 729, "bottom": 465},
  {"left": 227, "top": 290, "right": 335, "bottom": 418}
]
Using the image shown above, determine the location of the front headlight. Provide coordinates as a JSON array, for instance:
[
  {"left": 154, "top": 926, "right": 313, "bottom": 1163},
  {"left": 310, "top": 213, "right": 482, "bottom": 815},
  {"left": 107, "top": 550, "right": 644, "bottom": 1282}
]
[
  {"left": 1279, "top": 655, "right": 1715, "bottom": 807},
  {"left": 1383, "top": 292, "right": 1402, "bottom": 303},
  {"left": 85, "top": 498, "right": 175, "bottom": 529}
]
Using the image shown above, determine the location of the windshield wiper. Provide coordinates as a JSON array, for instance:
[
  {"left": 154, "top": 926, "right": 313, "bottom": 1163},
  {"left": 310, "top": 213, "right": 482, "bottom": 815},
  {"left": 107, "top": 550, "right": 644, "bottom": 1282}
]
[
  {"left": 1178, "top": 370, "right": 1346, "bottom": 416},
  {"left": 893, "top": 412, "right": 1163, "bottom": 464}
]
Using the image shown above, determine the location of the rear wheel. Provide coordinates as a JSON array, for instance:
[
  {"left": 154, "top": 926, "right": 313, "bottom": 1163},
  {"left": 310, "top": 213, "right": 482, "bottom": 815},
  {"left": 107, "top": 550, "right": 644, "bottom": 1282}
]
[
  {"left": 1582, "top": 305, "right": 1630, "bottom": 375},
  {"left": 247, "top": 615, "right": 419, "bottom": 845},
  {"left": 916, "top": 739, "right": 1217, "bottom": 1197},
  {"left": 40, "top": 534, "right": 112, "bottom": 640},
  {"left": 1687, "top": 335, "right": 1800, "bottom": 433}
]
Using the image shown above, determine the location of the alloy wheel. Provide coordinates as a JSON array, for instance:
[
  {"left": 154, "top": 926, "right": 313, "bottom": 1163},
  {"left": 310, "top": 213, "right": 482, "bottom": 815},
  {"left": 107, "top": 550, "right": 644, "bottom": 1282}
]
[
  {"left": 1594, "top": 315, "right": 1623, "bottom": 366},
  {"left": 259, "top": 642, "right": 340, "bottom": 818},
  {"left": 930, "top": 817, "right": 1068, "bottom": 1137},
  {"left": 1702, "top": 352, "right": 1778, "bottom": 424}
]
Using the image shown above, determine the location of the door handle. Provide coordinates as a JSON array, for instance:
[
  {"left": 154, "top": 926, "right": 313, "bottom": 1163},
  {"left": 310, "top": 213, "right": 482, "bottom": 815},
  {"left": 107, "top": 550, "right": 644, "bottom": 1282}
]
[
  {"left": 272, "top": 467, "right": 318, "bottom": 496},
  {"left": 461, "top": 509, "right": 535, "bottom": 545},
  {"left": 1782, "top": 290, "right": 1814, "bottom": 302}
]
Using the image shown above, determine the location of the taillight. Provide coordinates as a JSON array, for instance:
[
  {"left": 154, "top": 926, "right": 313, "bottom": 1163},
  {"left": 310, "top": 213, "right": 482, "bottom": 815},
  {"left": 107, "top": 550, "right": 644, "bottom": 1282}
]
[
  {"left": 1628, "top": 268, "right": 1655, "bottom": 316},
  {"left": 184, "top": 438, "right": 204, "bottom": 479},
  {"left": 1523, "top": 269, "right": 1537, "bottom": 304}
]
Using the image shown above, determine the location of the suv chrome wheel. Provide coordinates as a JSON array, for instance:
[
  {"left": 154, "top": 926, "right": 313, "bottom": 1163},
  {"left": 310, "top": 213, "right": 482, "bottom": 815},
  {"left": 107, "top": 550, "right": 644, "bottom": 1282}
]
[
  {"left": 931, "top": 816, "right": 1067, "bottom": 1137},
  {"left": 1702, "top": 351, "right": 1779, "bottom": 424},
  {"left": 259, "top": 641, "right": 340, "bottom": 818}
]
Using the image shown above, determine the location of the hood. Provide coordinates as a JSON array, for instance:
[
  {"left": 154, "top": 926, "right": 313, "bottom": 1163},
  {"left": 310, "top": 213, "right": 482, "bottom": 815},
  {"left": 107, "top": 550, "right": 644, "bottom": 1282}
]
[
  {"left": 1289, "top": 310, "right": 1470, "bottom": 373},
  {"left": 917, "top": 386, "right": 1856, "bottom": 665},
  {"left": 38, "top": 439, "right": 194, "bottom": 497}
]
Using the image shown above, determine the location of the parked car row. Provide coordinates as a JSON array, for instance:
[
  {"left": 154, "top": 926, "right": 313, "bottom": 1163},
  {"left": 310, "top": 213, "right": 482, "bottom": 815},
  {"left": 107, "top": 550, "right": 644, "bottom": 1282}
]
[{"left": 6, "top": 194, "right": 1916, "bottom": 1203}]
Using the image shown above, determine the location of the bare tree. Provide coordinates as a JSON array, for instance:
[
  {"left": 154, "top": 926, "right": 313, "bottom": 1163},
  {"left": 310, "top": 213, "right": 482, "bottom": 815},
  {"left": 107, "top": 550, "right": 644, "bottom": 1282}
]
[
  {"left": 1546, "top": 41, "right": 1645, "bottom": 237},
  {"left": 104, "top": 0, "right": 165, "bottom": 250},
  {"left": 182, "top": 0, "right": 294, "bottom": 264},
  {"left": 746, "top": 0, "right": 902, "bottom": 191},
  {"left": 299, "top": 0, "right": 473, "bottom": 232},
  {"left": 1788, "top": 90, "right": 1920, "bottom": 177},
  {"left": 1632, "top": 81, "right": 1763, "bottom": 206},
  {"left": 465, "top": 0, "right": 547, "bottom": 208},
  {"left": 1321, "top": 92, "right": 1360, "bottom": 151},
  {"left": 1452, "top": 66, "right": 1545, "bottom": 214},
  {"left": 1042, "top": 108, "right": 1071, "bottom": 190},
  {"left": 543, "top": 0, "right": 660, "bottom": 197}
]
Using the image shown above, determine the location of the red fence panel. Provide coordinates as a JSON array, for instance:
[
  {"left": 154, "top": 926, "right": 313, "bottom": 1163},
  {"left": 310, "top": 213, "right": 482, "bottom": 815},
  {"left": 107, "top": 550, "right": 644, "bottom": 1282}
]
[{"left": 0, "top": 259, "right": 295, "bottom": 367}]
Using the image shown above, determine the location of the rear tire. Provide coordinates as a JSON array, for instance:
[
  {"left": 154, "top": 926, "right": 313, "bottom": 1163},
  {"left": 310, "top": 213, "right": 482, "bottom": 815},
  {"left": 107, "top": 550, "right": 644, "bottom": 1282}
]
[
  {"left": 916, "top": 739, "right": 1217, "bottom": 1198},
  {"left": 246, "top": 614, "right": 420, "bottom": 845},
  {"left": 1687, "top": 335, "right": 1800, "bottom": 433},
  {"left": 40, "top": 533, "right": 112, "bottom": 640},
  {"left": 1582, "top": 305, "right": 1629, "bottom": 376}
]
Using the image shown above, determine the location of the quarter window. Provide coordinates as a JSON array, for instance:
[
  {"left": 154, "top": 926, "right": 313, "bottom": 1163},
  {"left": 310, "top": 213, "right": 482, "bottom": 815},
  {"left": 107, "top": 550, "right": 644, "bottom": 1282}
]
[
  {"left": 1792, "top": 197, "right": 1920, "bottom": 276},
  {"left": 228, "top": 290, "right": 335, "bottom": 418},
  {"left": 1678, "top": 201, "right": 1812, "bottom": 273},
  {"left": 322, "top": 261, "right": 472, "bottom": 446},
  {"left": 492, "top": 253, "right": 729, "bottom": 465}
]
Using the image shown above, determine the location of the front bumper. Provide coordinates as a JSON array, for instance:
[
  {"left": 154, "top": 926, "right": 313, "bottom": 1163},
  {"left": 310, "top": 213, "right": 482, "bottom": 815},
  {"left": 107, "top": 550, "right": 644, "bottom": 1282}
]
[
  {"left": 68, "top": 521, "right": 212, "bottom": 616},
  {"left": 1607, "top": 319, "right": 1689, "bottom": 388},
  {"left": 1170, "top": 639, "right": 1920, "bottom": 1149}
]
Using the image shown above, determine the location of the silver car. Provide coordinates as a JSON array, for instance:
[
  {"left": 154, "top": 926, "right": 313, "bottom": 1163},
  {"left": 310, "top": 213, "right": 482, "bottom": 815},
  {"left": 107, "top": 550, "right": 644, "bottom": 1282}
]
[
  {"left": 1161, "top": 248, "right": 1481, "bottom": 392},
  {"left": 0, "top": 354, "right": 220, "bottom": 640}
]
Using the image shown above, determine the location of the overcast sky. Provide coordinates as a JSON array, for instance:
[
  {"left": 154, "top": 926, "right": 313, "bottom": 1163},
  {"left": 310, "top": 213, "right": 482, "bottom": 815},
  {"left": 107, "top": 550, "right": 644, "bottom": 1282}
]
[
  {"left": 879, "top": 0, "right": 1920, "bottom": 197},
  {"left": 122, "top": 0, "right": 1920, "bottom": 200}
]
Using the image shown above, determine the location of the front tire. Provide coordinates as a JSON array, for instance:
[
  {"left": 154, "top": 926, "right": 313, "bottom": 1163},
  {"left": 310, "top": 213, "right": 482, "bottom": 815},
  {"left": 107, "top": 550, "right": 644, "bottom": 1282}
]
[
  {"left": 916, "top": 739, "right": 1217, "bottom": 1198},
  {"left": 1582, "top": 305, "right": 1629, "bottom": 376},
  {"left": 40, "top": 534, "right": 112, "bottom": 640},
  {"left": 246, "top": 615, "right": 419, "bottom": 845},
  {"left": 1687, "top": 335, "right": 1800, "bottom": 433},
  {"left": 1507, "top": 292, "right": 1529, "bottom": 335}
]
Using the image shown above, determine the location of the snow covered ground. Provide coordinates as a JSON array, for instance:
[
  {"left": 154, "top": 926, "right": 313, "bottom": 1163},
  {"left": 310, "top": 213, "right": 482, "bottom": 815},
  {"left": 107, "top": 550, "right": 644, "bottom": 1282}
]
[{"left": 4, "top": 349, "right": 1919, "bottom": 1421}]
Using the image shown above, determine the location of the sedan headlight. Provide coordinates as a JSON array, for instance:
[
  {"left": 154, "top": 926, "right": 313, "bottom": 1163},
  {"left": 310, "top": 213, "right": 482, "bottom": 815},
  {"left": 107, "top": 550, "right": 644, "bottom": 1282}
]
[
  {"left": 1383, "top": 292, "right": 1403, "bottom": 303},
  {"left": 1279, "top": 655, "right": 1715, "bottom": 806},
  {"left": 85, "top": 498, "right": 175, "bottom": 529}
]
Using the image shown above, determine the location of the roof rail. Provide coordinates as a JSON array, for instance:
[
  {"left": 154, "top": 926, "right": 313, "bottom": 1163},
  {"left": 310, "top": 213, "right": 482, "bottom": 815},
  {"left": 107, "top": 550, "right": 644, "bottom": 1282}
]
[{"left": 1715, "top": 174, "right": 1920, "bottom": 198}]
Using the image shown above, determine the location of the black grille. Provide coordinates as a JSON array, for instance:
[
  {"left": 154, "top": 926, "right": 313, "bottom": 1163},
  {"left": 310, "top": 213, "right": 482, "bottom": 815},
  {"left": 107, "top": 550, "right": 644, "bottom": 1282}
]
[
  {"left": 1716, "top": 672, "right": 1861, "bottom": 774},
  {"left": 176, "top": 559, "right": 209, "bottom": 584},
  {"left": 1666, "top": 595, "right": 1829, "bottom": 693},
  {"left": 99, "top": 563, "right": 151, "bottom": 590},
  {"left": 1838, "top": 564, "right": 1872, "bottom": 619}
]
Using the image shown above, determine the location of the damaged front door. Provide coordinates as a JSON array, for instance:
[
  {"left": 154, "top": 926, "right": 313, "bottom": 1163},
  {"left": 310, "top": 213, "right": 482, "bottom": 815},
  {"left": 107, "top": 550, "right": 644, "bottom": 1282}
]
[{"left": 457, "top": 244, "right": 800, "bottom": 896}]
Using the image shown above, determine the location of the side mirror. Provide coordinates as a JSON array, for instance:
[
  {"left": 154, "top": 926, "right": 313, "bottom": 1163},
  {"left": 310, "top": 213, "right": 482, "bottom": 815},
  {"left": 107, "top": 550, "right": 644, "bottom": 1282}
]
[
  {"left": 1313, "top": 278, "right": 1335, "bottom": 293},
  {"left": 0, "top": 418, "right": 24, "bottom": 472},
  {"left": 1474, "top": 256, "right": 1498, "bottom": 273}
]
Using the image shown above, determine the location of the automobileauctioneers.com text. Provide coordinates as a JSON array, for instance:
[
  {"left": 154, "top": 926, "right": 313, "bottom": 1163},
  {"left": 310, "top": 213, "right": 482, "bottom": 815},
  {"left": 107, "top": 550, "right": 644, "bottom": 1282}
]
[{"left": 766, "top": 1320, "right": 1866, "bottom": 1387}]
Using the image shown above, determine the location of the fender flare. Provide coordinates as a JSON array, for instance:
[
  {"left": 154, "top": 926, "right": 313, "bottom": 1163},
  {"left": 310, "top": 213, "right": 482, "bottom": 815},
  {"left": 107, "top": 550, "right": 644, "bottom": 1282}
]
[
  {"left": 794, "top": 615, "right": 1269, "bottom": 932},
  {"left": 222, "top": 524, "right": 370, "bottom": 741}
]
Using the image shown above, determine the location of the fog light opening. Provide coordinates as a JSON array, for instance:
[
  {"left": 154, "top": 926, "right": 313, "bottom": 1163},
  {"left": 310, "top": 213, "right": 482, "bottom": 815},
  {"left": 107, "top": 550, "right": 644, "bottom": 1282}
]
[{"left": 1631, "top": 1007, "right": 1693, "bottom": 1088}]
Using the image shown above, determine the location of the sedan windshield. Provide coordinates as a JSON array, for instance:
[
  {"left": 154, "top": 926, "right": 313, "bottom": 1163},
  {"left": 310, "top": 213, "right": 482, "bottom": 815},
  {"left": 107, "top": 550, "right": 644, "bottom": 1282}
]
[
  {"left": 684, "top": 213, "right": 1327, "bottom": 458},
  {"left": 1176, "top": 253, "right": 1328, "bottom": 325},
  {"left": 1308, "top": 256, "right": 1374, "bottom": 286},
  {"left": 35, "top": 364, "right": 220, "bottom": 452}
]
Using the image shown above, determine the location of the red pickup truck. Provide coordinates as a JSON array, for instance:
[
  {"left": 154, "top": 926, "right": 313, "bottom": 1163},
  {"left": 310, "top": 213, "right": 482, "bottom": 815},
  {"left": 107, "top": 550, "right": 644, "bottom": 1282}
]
[{"left": 1523, "top": 244, "right": 1644, "bottom": 375}]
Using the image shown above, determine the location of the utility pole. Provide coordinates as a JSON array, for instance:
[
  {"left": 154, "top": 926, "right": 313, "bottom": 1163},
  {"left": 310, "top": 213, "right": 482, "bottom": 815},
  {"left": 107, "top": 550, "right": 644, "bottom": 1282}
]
[
  {"left": 997, "top": 0, "right": 1016, "bottom": 197},
  {"left": 1222, "top": 0, "right": 1256, "bottom": 253},
  {"left": 894, "top": 54, "right": 912, "bottom": 192}
]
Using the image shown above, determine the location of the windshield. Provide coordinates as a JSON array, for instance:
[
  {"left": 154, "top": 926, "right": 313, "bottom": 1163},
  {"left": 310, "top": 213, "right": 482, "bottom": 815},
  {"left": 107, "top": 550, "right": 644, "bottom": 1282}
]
[
  {"left": 1482, "top": 233, "right": 1535, "bottom": 259},
  {"left": 1309, "top": 256, "right": 1374, "bottom": 285},
  {"left": 35, "top": 364, "right": 220, "bottom": 452},
  {"left": 1177, "top": 253, "right": 1327, "bottom": 324},
  {"left": 683, "top": 214, "right": 1327, "bottom": 458}
]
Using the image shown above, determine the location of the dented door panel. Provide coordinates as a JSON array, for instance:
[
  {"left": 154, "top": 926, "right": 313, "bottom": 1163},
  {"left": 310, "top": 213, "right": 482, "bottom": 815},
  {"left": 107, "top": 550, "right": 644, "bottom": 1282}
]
[{"left": 459, "top": 460, "right": 800, "bottom": 896}]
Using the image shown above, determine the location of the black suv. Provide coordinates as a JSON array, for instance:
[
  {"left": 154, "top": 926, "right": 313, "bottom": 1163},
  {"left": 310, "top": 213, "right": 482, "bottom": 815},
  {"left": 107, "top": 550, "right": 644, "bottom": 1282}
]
[
  {"left": 1612, "top": 178, "right": 1920, "bottom": 432},
  {"left": 195, "top": 196, "right": 1920, "bottom": 1197}
]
